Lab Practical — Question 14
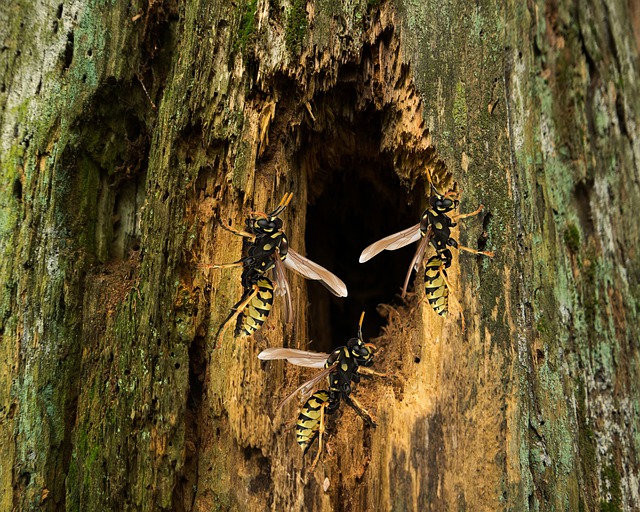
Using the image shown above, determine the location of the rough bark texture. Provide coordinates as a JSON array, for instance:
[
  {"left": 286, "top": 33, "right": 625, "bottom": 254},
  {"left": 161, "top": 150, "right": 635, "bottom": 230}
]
[{"left": 1, "top": 0, "right": 639, "bottom": 511}]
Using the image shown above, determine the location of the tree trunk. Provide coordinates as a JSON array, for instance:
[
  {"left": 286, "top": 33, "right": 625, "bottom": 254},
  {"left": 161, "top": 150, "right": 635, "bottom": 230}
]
[{"left": 1, "top": 0, "right": 639, "bottom": 510}]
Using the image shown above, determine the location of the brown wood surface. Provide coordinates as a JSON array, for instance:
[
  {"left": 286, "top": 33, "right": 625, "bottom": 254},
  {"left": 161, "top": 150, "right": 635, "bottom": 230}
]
[{"left": 1, "top": 0, "right": 639, "bottom": 510}]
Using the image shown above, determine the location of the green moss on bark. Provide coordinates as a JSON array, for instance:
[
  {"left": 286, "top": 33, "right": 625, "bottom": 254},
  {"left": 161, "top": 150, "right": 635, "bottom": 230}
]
[
  {"left": 234, "top": 0, "right": 259, "bottom": 52},
  {"left": 286, "top": 0, "right": 308, "bottom": 55},
  {"left": 564, "top": 223, "right": 580, "bottom": 253},
  {"left": 600, "top": 463, "right": 622, "bottom": 512}
]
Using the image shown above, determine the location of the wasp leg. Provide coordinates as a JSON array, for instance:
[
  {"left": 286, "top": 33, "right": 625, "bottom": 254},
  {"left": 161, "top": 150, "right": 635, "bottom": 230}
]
[
  {"left": 215, "top": 284, "right": 261, "bottom": 346},
  {"left": 309, "top": 402, "right": 328, "bottom": 472},
  {"left": 344, "top": 395, "right": 377, "bottom": 428},
  {"left": 217, "top": 220, "right": 256, "bottom": 240},
  {"left": 280, "top": 417, "right": 297, "bottom": 433},
  {"left": 436, "top": 264, "right": 454, "bottom": 292},
  {"left": 451, "top": 204, "right": 484, "bottom": 221},
  {"left": 198, "top": 259, "right": 245, "bottom": 270},
  {"left": 437, "top": 265, "right": 458, "bottom": 305},
  {"left": 443, "top": 189, "right": 460, "bottom": 201},
  {"left": 457, "top": 245, "right": 495, "bottom": 258},
  {"left": 430, "top": 265, "right": 465, "bottom": 328},
  {"left": 358, "top": 367, "right": 388, "bottom": 378}
]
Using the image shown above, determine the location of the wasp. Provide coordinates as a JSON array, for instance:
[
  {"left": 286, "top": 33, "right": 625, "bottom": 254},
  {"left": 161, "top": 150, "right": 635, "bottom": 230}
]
[
  {"left": 258, "top": 312, "right": 382, "bottom": 470},
  {"left": 359, "top": 179, "right": 493, "bottom": 316},
  {"left": 204, "top": 193, "right": 348, "bottom": 341}
]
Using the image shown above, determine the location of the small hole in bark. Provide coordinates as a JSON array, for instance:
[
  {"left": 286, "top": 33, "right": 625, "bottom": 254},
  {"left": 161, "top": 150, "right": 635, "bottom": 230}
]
[
  {"left": 478, "top": 212, "right": 492, "bottom": 251},
  {"left": 63, "top": 31, "right": 74, "bottom": 70},
  {"left": 125, "top": 115, "right": 141, "bottom": 141},
  {"left": 19, "top": 471, "right": 31, "bottom": 487},
  {"left": 13, "top": 178, "right": 22, "bottom": 201}
]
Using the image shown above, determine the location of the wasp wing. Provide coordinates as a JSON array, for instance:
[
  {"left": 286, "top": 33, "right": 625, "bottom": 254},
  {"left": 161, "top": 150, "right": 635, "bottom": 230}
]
[
  {"left": 283, "top": 249, "right": 348, "bottom": 297},
  {"left": 401, "top": 232, "right": 431, "bottom": 298},
  {"left": 359, "top": 223, "right": 422, "bottom": 263},
  {"left": 273, "top": 254, "right": 294, "bottom": 323},
  {"left": 258, "top": 348, "right": 330, "bottom": 368},
  {"left": 276, "top": 364, "right": 337, "bottom": 411}
]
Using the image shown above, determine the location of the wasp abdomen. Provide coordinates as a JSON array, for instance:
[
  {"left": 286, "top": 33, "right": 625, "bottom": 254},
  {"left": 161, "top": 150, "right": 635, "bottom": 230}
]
[
  {"left": 424, "top": 252, "right": 452, "bottom": 316},
  {"left": 235, "top": 278, "right": 275, "bottom": 336},
  {"left": 296, "top": 390, "right": 331, "bottom": 454}
]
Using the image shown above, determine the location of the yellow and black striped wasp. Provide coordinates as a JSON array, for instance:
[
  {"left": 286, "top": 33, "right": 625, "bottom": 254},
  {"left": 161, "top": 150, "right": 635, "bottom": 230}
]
[
  {"left": 359, "top": 178, "right": 493, "bottom": 316},
  {"left": 258, "top": 312, "right": 382, "bottom": 470},
  {"left": 204, "top": 193, "right": 348, "bottom": 341}
]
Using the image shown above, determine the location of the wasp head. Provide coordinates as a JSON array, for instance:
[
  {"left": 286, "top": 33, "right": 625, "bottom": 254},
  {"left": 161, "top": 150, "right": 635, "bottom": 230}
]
[
  {"left": 429, "top": 183, "right": 459, "bottom": 213},
  {"left": 250, "top": 193, "right": 292, "bottom": 233},
  {"left": 251, "top": 215, "right": 283, "bottom": 233},
  {"left": 346, "top": 337, "right": 376, "bottom": 365},
  {"left": 345, "top": 311, "right": 375, "bottom": 364}
]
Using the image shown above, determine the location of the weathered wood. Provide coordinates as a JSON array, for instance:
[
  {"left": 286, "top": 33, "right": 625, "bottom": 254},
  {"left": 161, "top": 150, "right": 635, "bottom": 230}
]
[{"left": 0, "top": 0, "right": 638, "bottom": 510}]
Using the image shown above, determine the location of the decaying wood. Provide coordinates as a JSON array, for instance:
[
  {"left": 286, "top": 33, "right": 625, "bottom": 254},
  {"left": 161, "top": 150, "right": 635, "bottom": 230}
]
[{"left": 0, "top": 0, "right": 639, "bottom": 510}]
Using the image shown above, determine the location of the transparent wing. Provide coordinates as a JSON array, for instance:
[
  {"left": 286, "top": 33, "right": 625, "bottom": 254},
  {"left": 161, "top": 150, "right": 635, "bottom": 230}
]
[
  {"left": 276, "top": 365, "right": 337, "bottom": 410},
  {"left": 273, "top": 254, "right": 294, "bottom": 323},
  {"left": 258, "top": 348, "right": 330, "bottom": 368},
  {"left": 283, "top": 249, "right": 348, "bottom": 297},
  {"left": 359, "top": 223, "right": 422, "bottom": 263},
  {"left": 401, "top": 233, "right": 430, "bottom": 298}
]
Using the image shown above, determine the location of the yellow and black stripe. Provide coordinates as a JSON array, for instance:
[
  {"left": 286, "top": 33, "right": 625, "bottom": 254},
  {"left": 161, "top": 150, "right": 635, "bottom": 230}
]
[
  {"left": 235, "top": 278, "right": 275, "bottom": 337},
  {"left": 424, "top": 251, "right": 451, "bottom": 316},
  {"left": 296, "top": 391, "right": 330, "bottom": 454}
]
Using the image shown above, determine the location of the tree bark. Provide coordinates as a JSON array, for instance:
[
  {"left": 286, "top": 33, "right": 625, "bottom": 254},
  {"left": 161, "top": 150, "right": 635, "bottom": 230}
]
[{"left": 1, "top": 0, "right": 639, "bottom": 510}]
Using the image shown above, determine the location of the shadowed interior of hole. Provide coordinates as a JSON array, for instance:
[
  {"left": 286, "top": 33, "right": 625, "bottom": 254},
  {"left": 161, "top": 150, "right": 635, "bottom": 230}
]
[{"left": 301, "top": 101, "right": 424, "bottom": 352}]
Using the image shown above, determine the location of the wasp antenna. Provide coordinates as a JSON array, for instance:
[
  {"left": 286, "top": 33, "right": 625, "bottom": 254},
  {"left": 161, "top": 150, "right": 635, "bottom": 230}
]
[
  {"left": 268, "top": 192, "right": 294, "bottom": 217},
  {"left": 425, "top": 166, "right": 434, "bottom": 185},
  {"left": 284, "top": 192, "right": 293, "bottom": 207},
  {"left": 425, "top": 168, "right": 442, "bottom": 194},
  {"left": 358, "top": 311, "right": 365, "bottom": 339},
  {"left": 429, "top": 181, "right": 442, "bottom": 198}
]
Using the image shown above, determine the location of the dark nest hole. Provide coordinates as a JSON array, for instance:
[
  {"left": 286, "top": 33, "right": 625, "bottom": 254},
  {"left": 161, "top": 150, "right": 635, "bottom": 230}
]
[{"left": 299, "top": 88, "right": 424, "bottom": 352}]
